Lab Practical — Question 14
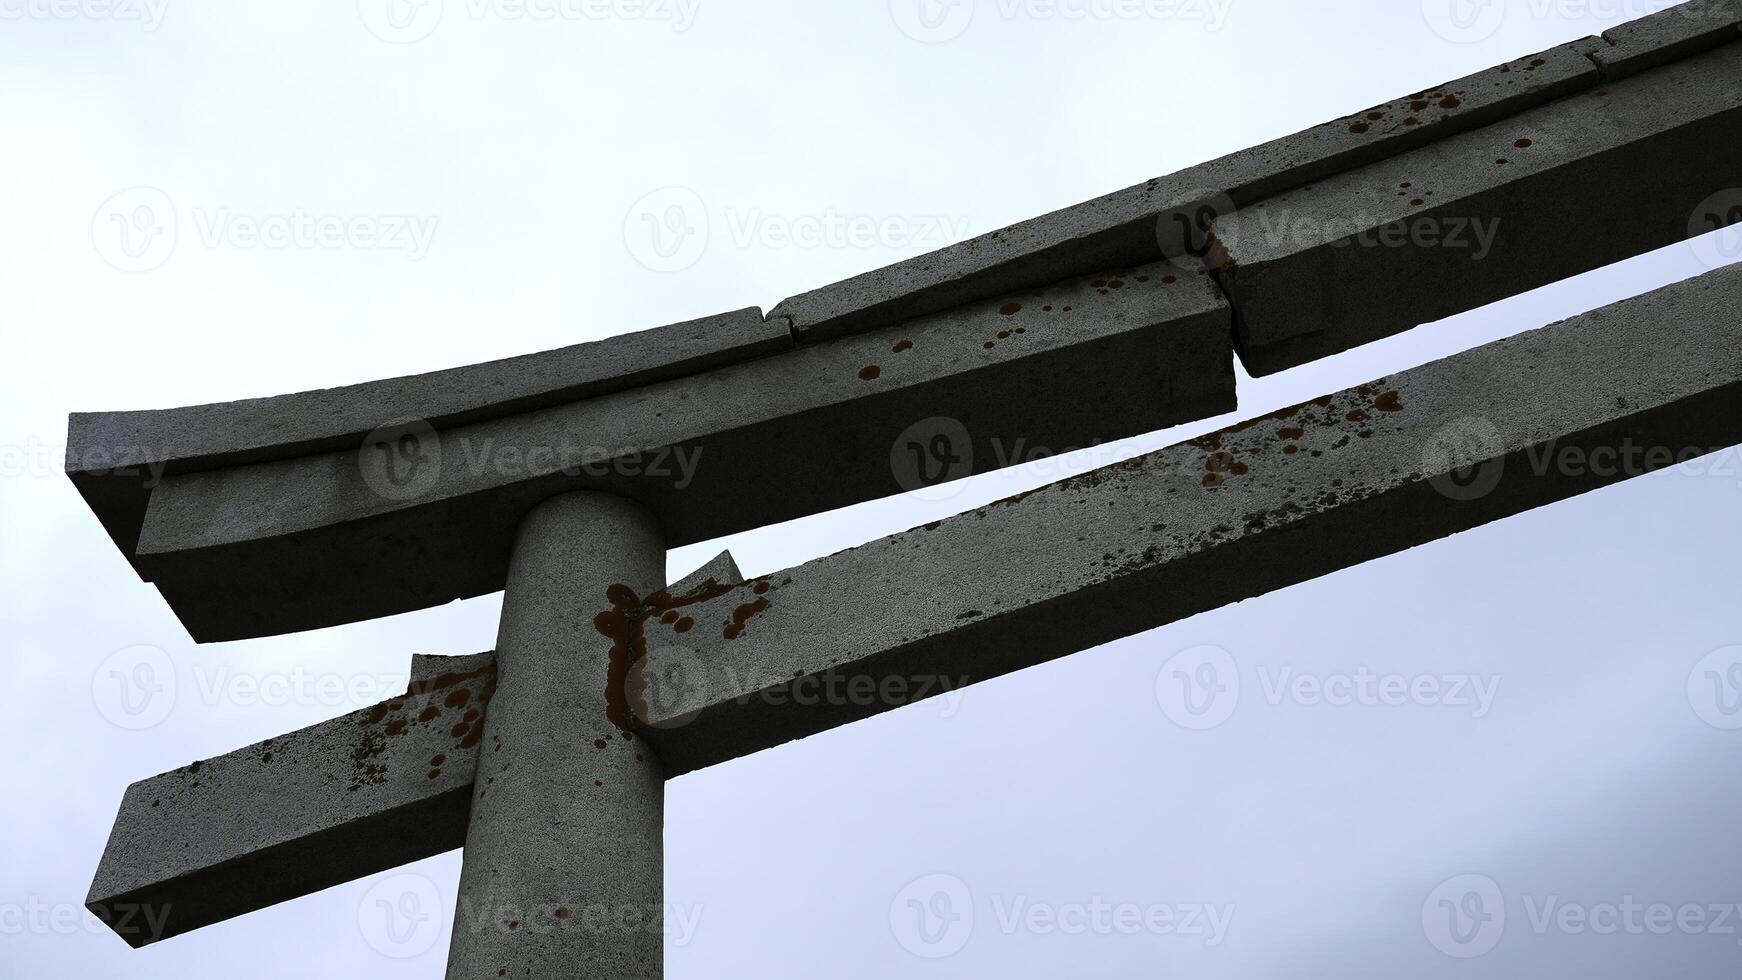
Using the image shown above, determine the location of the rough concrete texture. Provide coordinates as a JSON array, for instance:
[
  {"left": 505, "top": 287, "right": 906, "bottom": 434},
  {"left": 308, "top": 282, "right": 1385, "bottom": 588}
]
[
  {"left": 85, "top": 549, "right": 740, "bottom": 948},
  {"left": 629, "top": 262, "right": 1742, "bottom": 774},
  {"left": 86, "top": 265, "right": 1742, "bottom": 945},
  {"left": 1581, "top": 0, "right": 1742, "bottom": 80},
  {"left": 85, "top": 658, "right": 498, "bottom": 946},
  {"left": 64, "top": 307, "right": 784, "bottom": 569},
  {"left": 446, "top": 492, "right": 666, "bottom": 980},
  {"left": 770, "top": 42, "right": 1597, "bottom": 343},
  {"left": 1214, "top": 41, "right": 1742, "bottom": 375},
  {"left": 129, "top": 266, "right": 1233, "bottom": 640},
  {"left": 670, "top": 549, "right": 744, "bottom": 592}
]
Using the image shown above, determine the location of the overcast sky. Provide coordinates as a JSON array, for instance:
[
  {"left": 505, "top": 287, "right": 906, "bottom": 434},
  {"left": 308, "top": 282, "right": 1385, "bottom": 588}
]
[{"left": 4, "top": 1, "right": 1742, "bottom": 977}]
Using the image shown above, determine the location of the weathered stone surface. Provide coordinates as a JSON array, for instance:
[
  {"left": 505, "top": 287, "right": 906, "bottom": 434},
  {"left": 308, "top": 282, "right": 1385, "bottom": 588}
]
[
  {"left": 1582, "top": 0, "right": 1742, "bottom": 80},
  {"left": 1214, "top": 42, "right": 1742, "bottom": 375},
  {"left": 771, "top": 42, "right": 1597, "bottom": 343},
  {"left": 670, "top": 549, "right": 744, "bottom": 593},
  {"left": 634, "top": 261, "right": 1742, "bottom": 773},
  {"left": 127, "top": 266, "right": 1234, "bottom": 641},
  {"left": 88, "top": 263, "right": 1742, "bottom": 947},
  {"left": 65, "top": 308, "right": 787, "bottom": 567},
  {"left": 446, "top": 493, "right": 665, "bottom": 980},
  {"left": 86, "top": 661, "right": 497, "bottom": 946}
]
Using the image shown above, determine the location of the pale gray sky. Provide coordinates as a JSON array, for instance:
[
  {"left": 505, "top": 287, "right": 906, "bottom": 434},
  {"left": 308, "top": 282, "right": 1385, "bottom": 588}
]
[{"left": 3, "top": 1, "right": 1741, "bottom": 977}]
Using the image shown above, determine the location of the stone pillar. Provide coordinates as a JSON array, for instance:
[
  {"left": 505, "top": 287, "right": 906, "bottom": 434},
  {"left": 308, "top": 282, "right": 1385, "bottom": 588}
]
[{"left": 445, "top": 492, "right": 665, "bottom": 980}]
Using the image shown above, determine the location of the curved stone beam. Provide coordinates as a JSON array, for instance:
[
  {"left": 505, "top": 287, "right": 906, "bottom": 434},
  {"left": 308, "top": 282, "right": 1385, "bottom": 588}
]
[
  {"left": 769, "top": 40, "right": 1600, "bottom": 343},
  {"left": 1214, "top": 38, "right": 1742, "bottom": 375},
  {"left": 118, "top": 267, "right": 1235, "bottom": 640},
  {"left": 65, "top": 307, "right": 786, "bottom": 565}
]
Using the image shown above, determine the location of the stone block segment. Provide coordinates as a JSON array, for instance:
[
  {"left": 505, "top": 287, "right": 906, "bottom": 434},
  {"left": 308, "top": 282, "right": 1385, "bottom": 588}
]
[
  {"left": 128, "top": 266, "right": 1234, "bottom": 641},
  {"left": 771, "top": 42, "right": 1597, "bottom": 343},
  {"left": 87, "top": 264, "right": 1742, "bottom": 947},
  {"left": 85, "top": 661, "right": 497, "bottom": 946},
  {"left": 65, "top": 307, "right": 787, "bottom": 568},
  {"left": 633, "top": 261, "right": 1742, "bottom": 773},
  {"left": 1214, "top": 42, "right": 1742, "bottom": 375},
  {"left": 1581, "top": 0, "right": 1742, "bottom": 80}
]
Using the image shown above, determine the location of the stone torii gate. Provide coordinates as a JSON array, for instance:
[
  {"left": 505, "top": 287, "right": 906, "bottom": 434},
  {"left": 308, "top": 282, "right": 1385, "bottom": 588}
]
[{"left": 71, "top": 5, "right": 1742, "bottom": 977}]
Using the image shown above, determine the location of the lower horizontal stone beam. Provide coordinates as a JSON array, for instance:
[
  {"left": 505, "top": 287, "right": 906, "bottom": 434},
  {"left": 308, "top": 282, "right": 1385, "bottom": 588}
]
[
  {"left": 1214, "top": 39, "right": 1742, "bottom": 375},
  {"left": 82, "top": 554, "right": 725, "bottom": 947},
  {"left": 86, "top": 655, "right": 495, "bottom": 947},
  {"left": 633, "top": 260, "right": 1742, "bottom": 772}
]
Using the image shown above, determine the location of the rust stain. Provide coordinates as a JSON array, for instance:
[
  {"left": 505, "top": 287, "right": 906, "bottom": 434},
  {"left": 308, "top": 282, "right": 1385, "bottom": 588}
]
[{"left": 594, "top": 574, "right": 784, "bottom": 730}]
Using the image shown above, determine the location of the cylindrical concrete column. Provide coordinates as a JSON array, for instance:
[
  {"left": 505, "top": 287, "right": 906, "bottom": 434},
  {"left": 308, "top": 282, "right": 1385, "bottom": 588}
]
[{"left": 445, "top": 492, "right": 665, "bottom": 980}]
